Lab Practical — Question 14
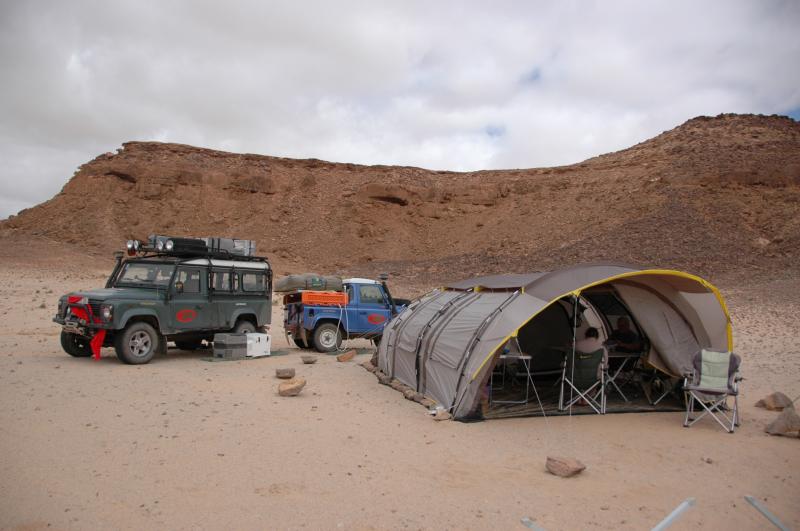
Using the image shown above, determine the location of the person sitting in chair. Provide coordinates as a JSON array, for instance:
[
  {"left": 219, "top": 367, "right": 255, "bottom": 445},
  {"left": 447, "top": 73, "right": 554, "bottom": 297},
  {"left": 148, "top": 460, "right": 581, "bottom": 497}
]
[
  {"left": 609, "top": 316, "right": 642, "bottom": 353},
  {"left": 575, "top": 327, "right": 608, "bottom": 380}
]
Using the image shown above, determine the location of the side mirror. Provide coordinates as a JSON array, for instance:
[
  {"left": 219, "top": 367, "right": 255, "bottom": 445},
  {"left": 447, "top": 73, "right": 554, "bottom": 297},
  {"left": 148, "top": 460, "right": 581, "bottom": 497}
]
[{"left": 175, "top": 281, "right": 184, "bottom": 294}]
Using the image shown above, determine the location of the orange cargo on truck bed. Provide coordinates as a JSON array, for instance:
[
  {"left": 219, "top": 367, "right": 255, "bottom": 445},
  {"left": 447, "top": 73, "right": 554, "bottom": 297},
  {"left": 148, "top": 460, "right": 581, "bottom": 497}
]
[{"left": 300, "top": 291, "right": 348, "bottom": 306}]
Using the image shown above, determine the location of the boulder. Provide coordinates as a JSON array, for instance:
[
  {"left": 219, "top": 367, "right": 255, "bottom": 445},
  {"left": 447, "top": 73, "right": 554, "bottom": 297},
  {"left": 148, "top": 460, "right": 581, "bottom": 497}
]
[
  {"left": 360, "top": 361, "right": 377, "bottom": 373},
  {"left": 301, "top": 355, "right": 318, "bottom": 364},
  {"left": 278, "top": 378, "right": 306, "bottom": 397},
  {"left": 336, "top": 349, "right": 357, "bottom": 362},
  {"left": 403, "top": 390, "right": 425, "bottom": 402},
  {"left": 765, "top": 405, "right": 800, "bottom": 437},
  {"left": 377, "top": 372, "right": 392, "bottom": 385},
  {"left": 370, "top": 351, "right": 378, "bottom": 367},
  {"left": 389, "top": 380, "right": 407, "bottom": 392},
  {"left": 546, "top": 456, "right": 586, "bottom": 478},
  {"left": 755, "top": 392, "right": 794, "bottom": 411},
  {"left": 275, "top": 368, "right": 295, "bottom": 379}
]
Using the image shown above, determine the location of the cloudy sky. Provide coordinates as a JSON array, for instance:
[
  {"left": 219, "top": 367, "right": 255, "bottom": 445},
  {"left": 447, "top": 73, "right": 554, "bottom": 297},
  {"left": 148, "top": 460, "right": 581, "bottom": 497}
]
[{"left": 1, "top": 1, "right": 799, "bottom": 218}]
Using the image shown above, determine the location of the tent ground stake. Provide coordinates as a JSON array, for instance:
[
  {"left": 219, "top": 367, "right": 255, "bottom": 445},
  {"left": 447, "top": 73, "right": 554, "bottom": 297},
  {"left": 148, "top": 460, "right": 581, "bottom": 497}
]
[
  {"left": 651, "top": 497, "right": 695, "bottom": 531},
  {"left": 520, "top": 516, "right": 547, "bottom": 530},
  {"left": 744, "top": 495, "right": 789, "bottom": 530}
]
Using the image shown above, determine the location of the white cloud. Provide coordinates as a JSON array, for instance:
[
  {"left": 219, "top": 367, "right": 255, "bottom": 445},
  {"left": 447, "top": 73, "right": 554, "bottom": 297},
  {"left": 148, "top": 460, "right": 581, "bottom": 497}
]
[{"left": 1, "top": 0, "right": 799, "bottom": 217}]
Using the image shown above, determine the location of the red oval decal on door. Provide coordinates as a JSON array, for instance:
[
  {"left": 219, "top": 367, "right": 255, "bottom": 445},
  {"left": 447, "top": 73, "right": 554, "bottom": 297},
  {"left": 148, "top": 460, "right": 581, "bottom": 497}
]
[
  {"left": 176, "top": 309, "right": 197, "bottom": 323},
  {"left": 367, "top": 314, "right": 386, "bottom": 325}
]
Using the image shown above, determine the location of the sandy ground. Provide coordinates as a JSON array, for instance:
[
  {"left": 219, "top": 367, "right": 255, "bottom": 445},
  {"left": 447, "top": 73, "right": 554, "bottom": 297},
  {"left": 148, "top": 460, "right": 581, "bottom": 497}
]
[{"left": 0, "top": 264, "right": 798, "bottom": 531}]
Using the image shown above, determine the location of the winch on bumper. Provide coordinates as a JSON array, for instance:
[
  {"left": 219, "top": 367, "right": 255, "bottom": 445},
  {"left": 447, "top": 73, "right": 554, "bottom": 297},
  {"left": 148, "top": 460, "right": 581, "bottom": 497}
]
[{"left": 54, "top": 295, "right": 113, "bottom": 359}]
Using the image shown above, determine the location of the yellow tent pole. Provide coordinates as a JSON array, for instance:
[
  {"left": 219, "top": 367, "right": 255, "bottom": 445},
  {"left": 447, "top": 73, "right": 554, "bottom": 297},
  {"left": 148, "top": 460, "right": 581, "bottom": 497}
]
[{"left": 470, "top": 269, "right": 733, "bottom": 381}]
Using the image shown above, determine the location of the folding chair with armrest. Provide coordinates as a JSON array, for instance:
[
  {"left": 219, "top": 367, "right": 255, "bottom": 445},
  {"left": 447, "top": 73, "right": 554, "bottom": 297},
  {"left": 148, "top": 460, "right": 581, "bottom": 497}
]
[
  {"left": 559, "top": 349, "right": 606, "bottom": 414},
  {"left": 683, "top": 349, "right": 742, "bottom": 433}
]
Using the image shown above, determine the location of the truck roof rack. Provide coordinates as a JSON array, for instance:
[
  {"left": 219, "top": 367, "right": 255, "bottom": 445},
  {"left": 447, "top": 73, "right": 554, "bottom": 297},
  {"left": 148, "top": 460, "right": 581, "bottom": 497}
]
[{"left": 124, "top": 236, "right": 267, "bottom": 262}]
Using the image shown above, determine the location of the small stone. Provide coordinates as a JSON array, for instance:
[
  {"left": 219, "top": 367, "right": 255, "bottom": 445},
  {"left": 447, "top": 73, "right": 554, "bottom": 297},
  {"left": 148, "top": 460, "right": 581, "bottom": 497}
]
[
  {"left": 765, "top": 405, "right": 800, "bottom": 437},
  {"left": 433, "top": 410, "right": 451, "bottom": 421},
  {"left": 278, "top": 378, "right": 306, "bottom": 397},
  {"left": 336, "top": 349, "right": 357, "bottom": 362},
  {"left": 301, "top": 355, "right": 318, "bottom": 364},
  {"left": 546, "top": 456, "right": 586, "bottom": 477},
  {"left": 705, "top": 457, "right": 713, "bottom": 464},
  {"left": 377, "top": 373, "right": 392, "bottom": 385},
  {"left": 389, "top": 380, "right": 406, "bottom": 392},
  {"left": 360, "top": 361, "right": 377, "bottom": 372},
  {"left": 275, "top": 368, "right": 295, "bottom": 379},
  {"left": 755, "top": 392, "right": 794, "bottom": 411}
]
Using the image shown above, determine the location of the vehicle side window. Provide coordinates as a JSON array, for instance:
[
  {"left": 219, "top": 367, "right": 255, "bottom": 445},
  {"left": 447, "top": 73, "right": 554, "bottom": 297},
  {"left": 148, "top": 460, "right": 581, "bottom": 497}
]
[
  {"left": 212, "top": 270, "right": 232, "bottom": 292},
  {"left": 176, "top": 268, "right": 201, "bottom": 293},
  {"left": 345, "top": 284, "right": 354, "bottom": 304},
  {"left": 359, "top": 285, "right": 384, "bottom": 304},
  {"left": 241, "top": 271, "right": 265, "bottom": 292}
]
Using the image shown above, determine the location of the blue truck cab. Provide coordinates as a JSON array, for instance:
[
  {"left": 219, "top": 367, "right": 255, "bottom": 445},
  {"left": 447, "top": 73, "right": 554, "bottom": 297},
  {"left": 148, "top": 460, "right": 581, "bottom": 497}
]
[{"left": 283, "top": 278, "right": 408, "bottom": 352}]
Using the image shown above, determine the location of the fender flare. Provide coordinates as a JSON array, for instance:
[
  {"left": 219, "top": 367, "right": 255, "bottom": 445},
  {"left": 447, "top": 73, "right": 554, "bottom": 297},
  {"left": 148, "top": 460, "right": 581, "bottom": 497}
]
[
  {"left": 118, "top": 309, "right": 162, "bottom": 332},
  {"left": 231, "top": 309, "right": 259, "bottom": 327}
]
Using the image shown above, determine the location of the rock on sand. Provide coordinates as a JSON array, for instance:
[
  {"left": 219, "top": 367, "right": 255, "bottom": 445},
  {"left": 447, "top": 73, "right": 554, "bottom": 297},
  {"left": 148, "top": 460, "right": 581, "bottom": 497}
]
[
  {"left": 755, "top": 391, "right": 794, "bottom": 411},
  {"left": 276, "top": 368, "right": 296, "bottom": 379},
  {"left": 546, "top": 456, "right": 586, "bottom": 477},
  {"left": 278, "top": 378, "right": 306, "bottom": 397},
  {"left": 337, "top": 349, "right": 357, "bottom": 362},
  {"left": 765, "top": 405, "right": 800, "bottom": 437}
]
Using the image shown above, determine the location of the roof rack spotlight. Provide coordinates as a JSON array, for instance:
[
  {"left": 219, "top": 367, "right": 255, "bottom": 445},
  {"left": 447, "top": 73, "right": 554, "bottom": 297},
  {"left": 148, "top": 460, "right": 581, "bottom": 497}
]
[{"left": 125, "top": 239, "right": 141, "bottom": 256}]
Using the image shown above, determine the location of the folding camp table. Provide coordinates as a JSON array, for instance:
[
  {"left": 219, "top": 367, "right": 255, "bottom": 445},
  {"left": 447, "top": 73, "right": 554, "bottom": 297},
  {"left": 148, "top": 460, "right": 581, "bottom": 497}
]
[{"left": 604, "top": 349, "right": 642, "bottom": 402}]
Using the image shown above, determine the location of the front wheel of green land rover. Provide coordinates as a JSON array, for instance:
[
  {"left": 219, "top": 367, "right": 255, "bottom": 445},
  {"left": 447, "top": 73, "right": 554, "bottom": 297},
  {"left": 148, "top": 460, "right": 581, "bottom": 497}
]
[
  {"left": 60, "top": 331, "right": 92, "bottom": 357},
  {"left": 115, "top": 322, "right": 159, "bottom": 364}
]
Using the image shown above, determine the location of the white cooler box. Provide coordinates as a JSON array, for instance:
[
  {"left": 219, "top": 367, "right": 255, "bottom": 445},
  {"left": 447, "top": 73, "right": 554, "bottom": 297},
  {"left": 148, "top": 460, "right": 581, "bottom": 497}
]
[{"left": 246, "top": 333, "right": 271, "bottom": 358}]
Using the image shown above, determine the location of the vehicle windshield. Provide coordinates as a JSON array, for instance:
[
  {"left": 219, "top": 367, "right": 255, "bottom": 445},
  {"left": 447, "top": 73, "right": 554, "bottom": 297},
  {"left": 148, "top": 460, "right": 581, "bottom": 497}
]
[{"left": 114, "top": 262, "right": 175, "bottom": 288}]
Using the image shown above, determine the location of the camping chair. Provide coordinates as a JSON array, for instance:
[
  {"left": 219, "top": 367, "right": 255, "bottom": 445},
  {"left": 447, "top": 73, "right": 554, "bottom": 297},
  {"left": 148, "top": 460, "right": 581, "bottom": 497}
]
[
  {"left": 559, "top": 349, "right": 606, "bottom": 414},
  {"left": 683, "top": 349, "right": 742, "bottom": 433}
]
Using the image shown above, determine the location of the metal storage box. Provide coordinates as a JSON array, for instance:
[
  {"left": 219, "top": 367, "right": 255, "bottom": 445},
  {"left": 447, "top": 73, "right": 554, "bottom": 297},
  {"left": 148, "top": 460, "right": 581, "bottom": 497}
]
[
  {"left": 213, "top": 333, "right": 248, "bottom": 360},
  {"left": 246, "top": 333, "right": 271, "bottom": 358}
]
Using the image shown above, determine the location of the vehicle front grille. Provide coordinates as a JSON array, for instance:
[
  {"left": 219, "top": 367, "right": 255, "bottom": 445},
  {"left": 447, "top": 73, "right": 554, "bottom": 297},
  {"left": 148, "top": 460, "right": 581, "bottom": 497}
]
[{"left": 88, "top": 300, "right": 103, "bottom": 317}]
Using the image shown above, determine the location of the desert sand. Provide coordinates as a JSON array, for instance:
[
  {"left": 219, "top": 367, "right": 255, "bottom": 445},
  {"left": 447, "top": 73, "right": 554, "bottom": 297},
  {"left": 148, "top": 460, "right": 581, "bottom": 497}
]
[{"left": 0, "top": 260, "right": 798, "bottom": 531}]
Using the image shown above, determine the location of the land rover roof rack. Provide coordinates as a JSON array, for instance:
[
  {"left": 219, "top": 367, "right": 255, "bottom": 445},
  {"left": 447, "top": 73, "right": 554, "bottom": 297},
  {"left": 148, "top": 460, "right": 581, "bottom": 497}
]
[{"left": 124, "top": 235, "right": 265, "bottom": 261}]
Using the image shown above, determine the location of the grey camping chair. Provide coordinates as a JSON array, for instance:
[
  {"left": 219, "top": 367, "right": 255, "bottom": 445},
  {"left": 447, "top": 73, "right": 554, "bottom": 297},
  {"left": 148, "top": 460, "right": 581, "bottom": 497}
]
[
  {"left": 559, "top": 349, "right": 606, "bottom": 414},
  {"left": 683, "top": 349, "right": 742, "bottom": 433}
]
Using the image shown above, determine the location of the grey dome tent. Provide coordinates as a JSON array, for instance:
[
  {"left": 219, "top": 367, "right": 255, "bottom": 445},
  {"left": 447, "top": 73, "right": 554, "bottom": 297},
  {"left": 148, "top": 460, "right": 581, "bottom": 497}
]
[{"left": 377, "top": 264, "right": 732, "bottom": 420}]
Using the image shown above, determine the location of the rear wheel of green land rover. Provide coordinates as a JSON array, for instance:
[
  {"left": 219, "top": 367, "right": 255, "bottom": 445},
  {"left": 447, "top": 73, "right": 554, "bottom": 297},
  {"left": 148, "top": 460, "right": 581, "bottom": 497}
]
[
  {"left": 60, "top": 331, "right": 92, "bottom": 357},
  {"left": 233, "top": 319, "right": 256, "bottom": 334},
  {"left": 115, "top": 321, "right": 159, "bottom": 364}
]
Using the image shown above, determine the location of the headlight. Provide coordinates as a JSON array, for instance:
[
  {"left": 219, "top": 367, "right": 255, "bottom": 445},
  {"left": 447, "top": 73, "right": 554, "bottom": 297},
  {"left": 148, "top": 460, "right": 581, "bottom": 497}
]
[
  {"left": 126, "top": 240, "right": 134, "bottom": 250},
  {"left": 156, "top": 240, "right": 165, "bottom": 251},
  {"left": 101, "top": 304, "right": 113, "bottom": 321},
  {"left": 66, "top": 306, "right": 72, "bottom": 316},
  {"left": 165, "top": 239, "right": 174, "bottom": 251}
]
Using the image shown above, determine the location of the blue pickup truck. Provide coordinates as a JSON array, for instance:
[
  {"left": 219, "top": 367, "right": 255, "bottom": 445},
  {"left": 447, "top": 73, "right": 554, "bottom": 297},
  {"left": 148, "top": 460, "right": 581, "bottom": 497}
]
[{"left": 283, "top": 277, "right": 409, "bottom": 352}]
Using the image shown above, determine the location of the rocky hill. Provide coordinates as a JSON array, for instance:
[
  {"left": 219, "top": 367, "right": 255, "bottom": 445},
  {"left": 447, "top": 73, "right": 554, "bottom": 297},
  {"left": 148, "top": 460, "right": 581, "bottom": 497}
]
[{"left": 2, "top": 113, "right": 799, "bottom": 292}]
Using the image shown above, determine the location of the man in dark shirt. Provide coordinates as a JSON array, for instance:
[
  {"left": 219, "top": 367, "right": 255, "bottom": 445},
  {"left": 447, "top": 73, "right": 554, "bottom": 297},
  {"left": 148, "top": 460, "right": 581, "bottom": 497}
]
[{"left": 610, "top": 316, "right": 642, "bottom": 353}]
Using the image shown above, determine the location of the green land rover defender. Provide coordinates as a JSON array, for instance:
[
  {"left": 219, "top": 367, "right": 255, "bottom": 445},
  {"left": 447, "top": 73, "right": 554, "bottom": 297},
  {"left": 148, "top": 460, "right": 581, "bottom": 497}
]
[{"left": 53, "top": 236, "right": 272, "bottom": 364}]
